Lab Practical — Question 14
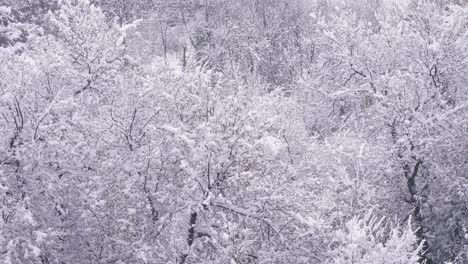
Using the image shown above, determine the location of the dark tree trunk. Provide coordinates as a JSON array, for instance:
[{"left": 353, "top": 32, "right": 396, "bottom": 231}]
[
  {"left": 405, "top": 160, "right": 432, "bottom": 264},
  {"left": 179, "top": 211, "right": 198, "bottom": 264}
]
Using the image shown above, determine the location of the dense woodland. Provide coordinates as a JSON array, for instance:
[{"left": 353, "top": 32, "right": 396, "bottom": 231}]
[{"left": 0, "top": 0, "right": 467, "bottom": 263}]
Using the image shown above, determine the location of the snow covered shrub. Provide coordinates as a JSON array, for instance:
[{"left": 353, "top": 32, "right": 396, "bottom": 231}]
[{"left": 327, "top": 212, "right": 425, "bottom": 264}]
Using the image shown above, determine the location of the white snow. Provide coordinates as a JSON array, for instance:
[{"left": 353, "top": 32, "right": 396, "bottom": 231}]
[
  {"left": 259, "top": 135, "right": 284, "bottom": 157},
  {"left": 127, "top": 208, "right": 137, "bottom": 215},
  {"left": 35, "top": 231, "right": 48, "bottom": 243}
]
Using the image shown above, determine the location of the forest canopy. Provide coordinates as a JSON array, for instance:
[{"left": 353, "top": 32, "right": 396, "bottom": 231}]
[{"left": 0, "top": 0, "right": 467, "bottom": 263}]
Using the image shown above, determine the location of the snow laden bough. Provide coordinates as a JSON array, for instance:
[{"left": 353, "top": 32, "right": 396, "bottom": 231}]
[{"left": 327, "top": 212, "right": 425, "bottom": 264}]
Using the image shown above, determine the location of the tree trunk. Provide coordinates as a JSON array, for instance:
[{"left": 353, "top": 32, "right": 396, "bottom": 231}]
[
  {"left": 179, "top": 211, "right": 198, "bottom": 264},
  {"left": 405, "top": 160, "right": 432, "bottom": 264}
]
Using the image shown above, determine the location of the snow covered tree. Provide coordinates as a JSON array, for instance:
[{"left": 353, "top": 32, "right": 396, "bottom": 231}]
[
  {"left": 1, "top": 0, "right": 466, "bottom": 263},
  {"left": 327, "top": 212, "right": 424, "bottom": 264}
]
